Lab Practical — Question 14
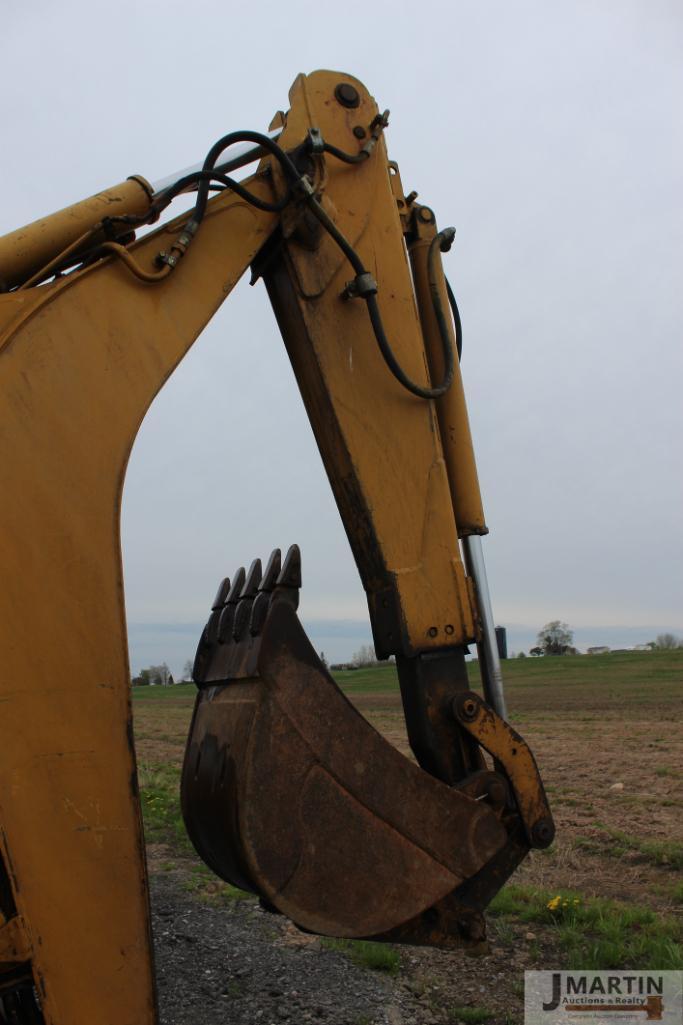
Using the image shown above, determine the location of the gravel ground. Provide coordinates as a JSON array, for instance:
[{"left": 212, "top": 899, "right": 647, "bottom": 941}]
[
  {"left": 152, "top": 874, "right": 410, "bottom": 1025},
  {"left": 150, "top": 871, "right": 531, "bottom": 1024}
]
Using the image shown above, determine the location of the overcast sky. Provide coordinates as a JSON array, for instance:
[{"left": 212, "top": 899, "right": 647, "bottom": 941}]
[{"left": 3, "top": 1, "right": 681, "bottom": 672}]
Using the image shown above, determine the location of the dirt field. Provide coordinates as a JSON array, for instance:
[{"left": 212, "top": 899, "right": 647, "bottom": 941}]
[{"left": 133, "top": 650, "right": 683, "bottom": 1024}]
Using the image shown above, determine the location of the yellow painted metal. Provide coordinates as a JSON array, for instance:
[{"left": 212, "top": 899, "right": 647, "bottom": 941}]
[
  {"left": 0, "top": 916, "right": 32, "bottom": 965},
  {"left": 0, "top": 68, "right": 496, "bottom": 1021},
  {"left": 0, "top": 173, "right": 278, "bottom": 1021},
  {"left": 408, "top": 212, "right": 488, "bottom": 537},
  {"left": 0, "top": 176, "right": 153, "bottom": 291},
  {"left": 454, "top": 693, "right": 553, "bottom": 845},
  {"left": 265, "top": 71, "right": 477, "bottom": 654}
]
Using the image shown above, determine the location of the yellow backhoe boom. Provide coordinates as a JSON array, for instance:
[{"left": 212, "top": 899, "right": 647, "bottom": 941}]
[{"left": 0, "top": 70, "right": 553, "bottom": 1025}]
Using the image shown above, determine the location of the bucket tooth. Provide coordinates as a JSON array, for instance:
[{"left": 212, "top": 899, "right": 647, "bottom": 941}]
[
  {"left": 232, "top": 603, "right": 250, "bottom": 642},
  {"left": 241, "top": 558, "right": 263, "bottom": 598},
  {"left": 277, "top": 543, "right": 301, "bottom": 588},
  {"left": 226, "top": 566, "right": 246, "bottom": 603},
  {"left": 234, "top": 559, "right": 262, "bottom": 642},
  {"left": 206, "top": 576, "right": 231, "bottom": 645},
  {"left": 192, "top": 623, "right": 210, "bottom": 682},
  {"left": 193, "top": 568, "right": 243, "bottom": 681},
  {"left": 194, "top": 572, "right": 229, "bottom": 679},
  {"left": 250, "top": 549, "right": 281, "bottom": 636},
  {"left": 217, "top": 603, "right": 237, "bottom": 645},
  {"left": 211, "top": 577, "right": 231, "bottom": 610},
  {"left": 261, "top": 549, "right": 282, "bottom": 592},
  {"left": 272, "top": 544, "right": 301, "bottom": 609},
  {"left": 217, "top": 567, "right": 246, "bottom": 644}
]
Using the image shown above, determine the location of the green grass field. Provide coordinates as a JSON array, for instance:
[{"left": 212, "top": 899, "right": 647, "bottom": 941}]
[
  {"left": 133, "top": 648, "right": 683, "bottom": 992},
  {"left": 134, "top": 648, "right": 683, "bottom": 706},
  {"left": 329, "top": 649, "right": 683, "bottom": 710}
]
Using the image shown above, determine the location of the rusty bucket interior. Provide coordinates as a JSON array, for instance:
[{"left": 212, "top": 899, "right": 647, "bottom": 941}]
[{"left": 180, "top": 546, "right": 544, "bottom": 949}]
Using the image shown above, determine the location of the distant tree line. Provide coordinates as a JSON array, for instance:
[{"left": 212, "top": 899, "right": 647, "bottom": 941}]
[
  {"left": 329, "top": 644, "right": 396, "bottom": 671},
  {"left": 131, "top": 658, "right": 195, "bottom": 686},
  {"left": 324, "top": 622, "right": 683, "bottom": 668},
  {"left": 131, "top": 630, "right": 681, "bottom": 681},
  {"left": 651, "top": 633, "right": 683, "bottom": 650},
  {"left": 510, "top": 624, "right": 683, "bottom": 658}
]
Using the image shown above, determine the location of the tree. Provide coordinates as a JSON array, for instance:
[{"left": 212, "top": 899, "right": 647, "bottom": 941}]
[
  {"left": 148, "top": 662, "right": 172, "bottom": 686},
  {"left": 655, "top": 633, "right": 682, "bottom": 650},
  {"left": 132, "top": 668, "right": 151, "bottom": 686},
  {"left": 320, "top": 651, "right": 328, "bottom": 667},
  {"left": 536, "top": 621, "right": 574, "bottom": 656},
  {"left": 529, "top": 646, "right": 543, "bottom": 657},
  {"left": 182, "top": 659, "right": 194, "bottom": 682},
  {"left": 351, "top": 644, "right": 376, "bottom": 667}
]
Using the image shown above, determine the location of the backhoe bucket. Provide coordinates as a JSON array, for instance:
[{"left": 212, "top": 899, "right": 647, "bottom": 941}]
[{"left": 181, "top": 547, "right": 509, "bottom": 947}]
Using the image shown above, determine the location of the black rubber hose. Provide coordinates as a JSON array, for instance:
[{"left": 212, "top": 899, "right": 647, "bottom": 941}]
[
  {"left": 156, "top": 169, "right": 290, "bottom": 216},
  {"left": 445, "top": 276, "right": 463, "bottom": 362},
  {"left": 365, "top": 293, "right": 453, "bottom": 398},
  {"left": 103, "top": 165, "right": 288, "bottom": 236},
  {"left": 427, "top": 231, "right": 460, "bottom": 372},
  {"left": 319, "top": 110, "right": 389, "bottom": 166},
  {"left": 192, "top": 130, "right": 303, "bottom": 227},
  {"left": 307, "top": 195, "right": 455, "bottom": 399},
  {"left": 322, "top": 142, "right": 367, "bottom": 165}
]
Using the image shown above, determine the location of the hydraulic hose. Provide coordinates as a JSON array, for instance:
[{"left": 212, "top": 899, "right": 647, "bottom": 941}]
[{"left": 307, "top": 195, "right": 457, "bottom": 399}]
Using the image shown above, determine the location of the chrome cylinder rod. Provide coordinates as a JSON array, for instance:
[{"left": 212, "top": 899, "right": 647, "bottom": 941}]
[
  {"left": 462, "top": 535, "right": 507, "bottom": 720},
  {"left": 151, "top": 128, "right": 282, "bottom": 197}
]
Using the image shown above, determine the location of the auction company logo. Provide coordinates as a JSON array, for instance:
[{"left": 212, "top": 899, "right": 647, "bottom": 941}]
[{"left": 525, "top": 972, "right": 683, "bottom": 1025}]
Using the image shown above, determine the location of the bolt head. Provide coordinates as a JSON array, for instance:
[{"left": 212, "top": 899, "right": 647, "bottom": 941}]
[
  {"left": 335, "top": 82, "right": 360, "bottom": 109},
  {"left": 454, "top": 694, "right": 480, "bottom": 722}
]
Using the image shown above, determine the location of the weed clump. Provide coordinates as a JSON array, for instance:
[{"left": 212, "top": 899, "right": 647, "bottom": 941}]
[
  {"left": 322, "top": 938, "right": 400, "bottom": 974},
  {"left": 489, "top": 884, "right": 683, "bottom": 970}
]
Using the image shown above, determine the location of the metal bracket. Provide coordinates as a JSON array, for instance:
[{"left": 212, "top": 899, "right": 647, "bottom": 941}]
[
  {"left": 292, "top": 174, "right": 316, "bottom": 200},
  {"left": 360, "top": 109, "right": 390, "bottom": 157},
  {"left": 341, "top": 272, "right": 378, "bottom": 300},
  {"left": 387, "top": 161, "right": 412, "bottom": 232},
  {"left": 452, "top": 691, "right": 555, "bottom": 849},
  {"left": 307, "top": 128, "right": 325, "bottom": 154}
]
